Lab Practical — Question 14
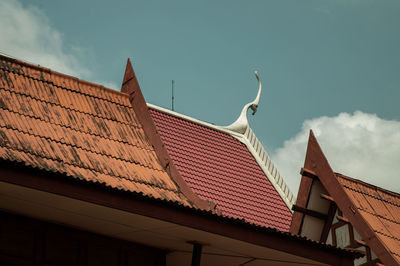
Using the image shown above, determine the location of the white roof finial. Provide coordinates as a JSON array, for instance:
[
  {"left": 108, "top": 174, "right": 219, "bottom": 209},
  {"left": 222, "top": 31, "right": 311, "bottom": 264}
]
[{"left": 225, "top": 71, "right": 262, "bottom": 134}]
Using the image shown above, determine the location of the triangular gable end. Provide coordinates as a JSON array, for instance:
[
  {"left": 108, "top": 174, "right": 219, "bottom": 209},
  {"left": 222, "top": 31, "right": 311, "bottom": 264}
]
[
  {"left": 290, "top": 130, "right": 397, "bottom": 266},
  {"left": 121, "top": 59, "right": 213, "bottom": 211}
]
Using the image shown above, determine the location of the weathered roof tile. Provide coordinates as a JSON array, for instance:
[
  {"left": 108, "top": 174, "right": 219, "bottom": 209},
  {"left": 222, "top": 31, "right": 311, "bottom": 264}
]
[
  {"left": 337, "top": 173, "right": 400, "bottom": 263},
  {"left": 0, "top": 55, "right": 192, "bottom": 207}
]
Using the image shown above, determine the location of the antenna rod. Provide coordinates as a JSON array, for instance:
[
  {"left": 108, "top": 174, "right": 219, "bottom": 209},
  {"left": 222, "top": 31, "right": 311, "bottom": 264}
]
[{"left": 172, "top": 80, "right": 174, "bottom": 111}]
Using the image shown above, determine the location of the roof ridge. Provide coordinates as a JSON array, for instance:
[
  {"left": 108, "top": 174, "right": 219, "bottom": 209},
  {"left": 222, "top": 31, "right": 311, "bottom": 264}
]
[
  {"left": 0, "top": 142, "right": 179, "bottom": 192},
  {"left": 0, "top": 54, "right": 127, "bottom": 102},
  {"left": 0, "top": 106, "right": 142, "bottom": 148},
  {"left": 148, "top": 103, "right": 238, "bottom": 136},
  {"left": 1, "top": 87, "right": 139, "bottom": 128},
  {"left": 336, "top": 173, "right": 400, "bottom": 199},
  {"left": 0, "top": 124, "right": 157, "bottom": 169}
]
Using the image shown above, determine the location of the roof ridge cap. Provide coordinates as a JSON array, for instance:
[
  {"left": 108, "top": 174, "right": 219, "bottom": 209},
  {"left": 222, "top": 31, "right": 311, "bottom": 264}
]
[{"left": 147, "top": 103, "right": 241, "bottom": 137}]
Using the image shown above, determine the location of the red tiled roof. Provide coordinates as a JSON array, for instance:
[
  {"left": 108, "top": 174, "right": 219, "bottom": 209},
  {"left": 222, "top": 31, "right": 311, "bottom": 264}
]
[
  {"left": 337, "top": 173, "right": 400, "bottom": 263},
  {"left": 0, "top": 55, "right": 192, "bottom": 206},
  {"left": 149, "top": 108, "right": 292, "bottom": 231}
]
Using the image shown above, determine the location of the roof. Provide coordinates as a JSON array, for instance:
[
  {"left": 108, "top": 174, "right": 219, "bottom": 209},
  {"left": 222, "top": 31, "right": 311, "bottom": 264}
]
[
  {"left": 0, "top": 54, "right": 194, "bottom": 207},
  {"left": 337, "top": 173, "right": 400, "bottom": 264},
  {"left": 149, "top": 105, "right": 293, "bottom": 231},
  {"left": 0, "top": 55, "right": 364, "bottom": 264}
]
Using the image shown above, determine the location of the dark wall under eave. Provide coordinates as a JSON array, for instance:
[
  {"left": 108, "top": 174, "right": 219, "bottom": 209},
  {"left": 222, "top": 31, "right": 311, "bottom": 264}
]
[{"left": 0, "top": 211, "right": 166, "bottom": 266}]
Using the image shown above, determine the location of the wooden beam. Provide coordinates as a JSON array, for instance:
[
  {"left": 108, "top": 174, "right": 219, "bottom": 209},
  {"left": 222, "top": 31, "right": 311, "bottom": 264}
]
[
  {"left": 320, "top": 202, "right": 337, "bottom": 242},
  {"left": 300, "top": 168, "right": 319, "bottom": 180},
  {"left": 292, "top": 205, "right": 328, "bottom": 220},
  {"left": 320, "top": 193, "right": 335, "bottom": 202},
  {"left": 289, "top": 174, "right": 313, "bottom": 234},
  {"left": 337, "top": 215, "right": 350, "bottom": 224}
]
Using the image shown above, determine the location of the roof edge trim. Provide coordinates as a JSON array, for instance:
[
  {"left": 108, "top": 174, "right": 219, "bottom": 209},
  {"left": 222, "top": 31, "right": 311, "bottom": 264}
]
[{"left": 147, "top": 103, "right": 243, "bottom": 137}]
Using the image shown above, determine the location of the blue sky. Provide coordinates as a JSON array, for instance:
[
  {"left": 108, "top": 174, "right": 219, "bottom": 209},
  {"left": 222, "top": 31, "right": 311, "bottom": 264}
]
[{"left": 2, "top": 0, "right": 400, "bottom": 194}]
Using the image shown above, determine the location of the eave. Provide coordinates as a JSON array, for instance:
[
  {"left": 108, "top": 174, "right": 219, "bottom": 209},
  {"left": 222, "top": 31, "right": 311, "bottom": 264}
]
[{"left": 0, "top": 160, "right": 360, "bottom": 266}]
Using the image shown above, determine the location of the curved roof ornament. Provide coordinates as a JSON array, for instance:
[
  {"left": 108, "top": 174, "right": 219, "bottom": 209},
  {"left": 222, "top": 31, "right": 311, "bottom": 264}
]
[{"left": 225, "top": 71, "right": 262, "bottom": 134}]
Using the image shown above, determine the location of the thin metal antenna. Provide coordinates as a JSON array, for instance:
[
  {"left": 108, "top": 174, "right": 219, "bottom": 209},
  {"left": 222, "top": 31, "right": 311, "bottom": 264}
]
[{"left": 172, "top": 80, "right": 175, "bottom": 111}]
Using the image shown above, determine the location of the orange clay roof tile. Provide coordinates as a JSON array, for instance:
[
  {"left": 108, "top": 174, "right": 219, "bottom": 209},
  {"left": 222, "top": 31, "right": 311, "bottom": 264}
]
[
  {"left": 0, "top": 55, "right": 192, "bottom": 207},
  {"left": 336, "top": 173, "right": 400, "bottom": 263}
]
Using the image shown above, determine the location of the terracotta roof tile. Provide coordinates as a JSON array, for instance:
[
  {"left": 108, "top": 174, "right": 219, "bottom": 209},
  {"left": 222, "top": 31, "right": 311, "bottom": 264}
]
[
  {"left": 337, "top": 173, "right": 400, "bottom": 263},
  {"left": 149, "top": 108, "right": 292, "bottom": 231},
  {"left": 0, "top": 55, "right": 192, "bottom": 207}
]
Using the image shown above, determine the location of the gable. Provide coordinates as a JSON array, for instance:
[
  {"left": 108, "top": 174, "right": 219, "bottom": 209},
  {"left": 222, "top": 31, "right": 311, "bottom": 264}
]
[{"left": 290, "top": 130, "right": 400, "bottom": 265}]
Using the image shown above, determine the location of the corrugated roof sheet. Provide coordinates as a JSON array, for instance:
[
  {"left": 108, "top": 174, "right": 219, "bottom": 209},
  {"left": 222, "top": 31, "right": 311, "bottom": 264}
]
[
  {"left": 149, "top": 108, "right": 292, "bottom": 231},
  {"left": 0, "top": 55, "right": 192, "bottom": 206},
  {"left": 337, "top": 173, "right": 400, "bottom": 263}
]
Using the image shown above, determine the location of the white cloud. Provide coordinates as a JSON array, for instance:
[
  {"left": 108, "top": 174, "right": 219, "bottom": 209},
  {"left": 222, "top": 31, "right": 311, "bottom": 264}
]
[
  {"left": 0, "top": 0, "right": 90, "bottom": 78},
  {"left": 0, "top": 0, "right": 118, "bottom": 92},
  {"left": 272, "top": 111, "right": 400, "bottom": 196}
]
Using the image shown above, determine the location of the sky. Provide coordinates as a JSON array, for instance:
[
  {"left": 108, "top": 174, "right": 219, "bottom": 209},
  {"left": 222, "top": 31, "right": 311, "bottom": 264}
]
[{"left": 1, "top": 0, "right": 400, "bottom": 195}]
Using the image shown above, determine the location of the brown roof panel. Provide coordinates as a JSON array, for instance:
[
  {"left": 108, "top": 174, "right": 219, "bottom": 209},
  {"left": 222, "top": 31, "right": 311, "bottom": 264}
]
[
  {"left": 0, "top": 55, "right": 192, "bottom": 207},
  {"left": 337, "top": 173, "right": 400, "bottom": 264}
]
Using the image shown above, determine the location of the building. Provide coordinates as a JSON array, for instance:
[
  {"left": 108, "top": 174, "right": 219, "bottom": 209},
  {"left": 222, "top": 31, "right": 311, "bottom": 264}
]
[
  {"left": 290, "top": 130, "right": 400, "bottom": 266},
  {"left": 0, "top": 54, "right": 360, "bottom": 265}
]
